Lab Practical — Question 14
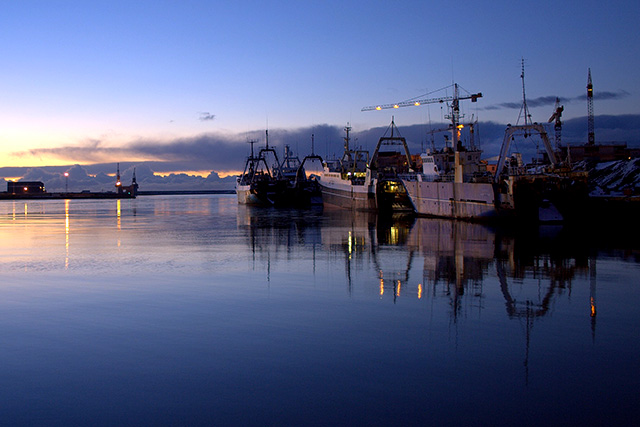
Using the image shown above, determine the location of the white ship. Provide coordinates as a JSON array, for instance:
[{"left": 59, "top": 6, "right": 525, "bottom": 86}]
[
  {"left": 317, "top": 124, "right": 376, "bottom": 211},
  {"left": 402, "top": 147, "right": 499, "bottom": 219},
  {"left": 318, "top": 121, "right": 415, "bottom": 212}
]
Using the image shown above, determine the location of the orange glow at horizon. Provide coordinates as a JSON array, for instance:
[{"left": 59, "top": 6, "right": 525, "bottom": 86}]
[{"left": 153, "top": 170, "right": 240, "bottom": 178}]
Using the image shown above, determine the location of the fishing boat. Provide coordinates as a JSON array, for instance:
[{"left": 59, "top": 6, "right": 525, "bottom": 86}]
[
  {"left": 318, "top": 121, "right": 415, "bottom": 212},
  {"left": 291, "top": 153, "right": 324, "bottom": 207},
  {"left": 236, "top": 134, "right": 287, "bottom": 206},
  {"left": 369, "top": 119, "right": 416, "bottom": 212},
  {"left": 391, "top": 79, "right": 586, "bottom": 222},
  {"left": 278, "top": 145, "right": 323, "bottom": 207},
  {"left": 402, "top": 143, "right": 499, "bottom": 219},
  {"left": 236, "top": 133, "right": 325, "bottom": 207},
  {"left": 317, "top": 124, "right": 375, "bottom": 211}
]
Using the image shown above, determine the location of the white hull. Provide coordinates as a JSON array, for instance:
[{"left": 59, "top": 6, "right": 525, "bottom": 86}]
[
  {"left": 236, "top": 184, "right": 262, "bottom": 205},
  {"left": 403, "top": 179, "right": 498, "bottom": 219},
  {"left": 318, "top": 173, "right": 375, "bottom": 211}
]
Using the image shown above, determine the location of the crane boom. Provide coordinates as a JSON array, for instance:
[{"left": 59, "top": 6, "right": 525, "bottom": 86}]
[
  {"left": 362, "top": 91, "right": 482, "bottom": 111},
  {"left": 362, "top": 83, "right": 482, "bottom": 149}
]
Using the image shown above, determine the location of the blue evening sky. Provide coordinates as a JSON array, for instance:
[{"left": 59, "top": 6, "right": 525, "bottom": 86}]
[{"left": 1, "top": 0, "right": 638, "bottom": 169}]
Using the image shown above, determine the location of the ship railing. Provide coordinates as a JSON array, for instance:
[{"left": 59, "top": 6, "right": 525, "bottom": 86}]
[{"left": 398, "top": 173, "right": 447, "bottom": 183}]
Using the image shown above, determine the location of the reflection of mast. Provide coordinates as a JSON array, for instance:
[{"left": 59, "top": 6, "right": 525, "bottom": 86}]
[
  {"left": 496, "top": 259, "right": 560, "bottom": 386},
  {"left": 590, "top": 257, "right": 597, "bottom": 343}
]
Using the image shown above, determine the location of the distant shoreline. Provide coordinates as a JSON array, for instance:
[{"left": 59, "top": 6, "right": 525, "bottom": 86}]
[
  {"left": 137, "top": 190, "right": 235, "bottom": 196},
  {"left": 0, "top": 189, "right": 236, "bottom": 200}
]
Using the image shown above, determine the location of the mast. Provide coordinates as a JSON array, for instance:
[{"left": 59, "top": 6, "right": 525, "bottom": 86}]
[
  {"left": 343, "top": 123, "right": 351, "bottom": 152},
  {"left": 587, "top": 68, "right": 595, "bottom": 145},
  {"left": 517, "top": 58, "right": 532, "bottom": 129},
  {"left": 442, "top": 84, "right": 463, "bottom": 149},
  {"left": 342, "top": 123, "right": 353, "bottom": 163}
]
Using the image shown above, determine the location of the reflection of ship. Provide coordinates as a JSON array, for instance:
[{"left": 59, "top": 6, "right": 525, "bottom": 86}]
[{"left": 318, "top": 121, "right": 415, "bottom": 213}]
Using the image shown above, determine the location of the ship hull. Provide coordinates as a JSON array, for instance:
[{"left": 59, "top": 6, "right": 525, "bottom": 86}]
[
  {"left": 403, "top": 180, "right": 499, "bottom": 219},
  {"left": 318, "top": 176, "right": 375, "bottom": 211}
]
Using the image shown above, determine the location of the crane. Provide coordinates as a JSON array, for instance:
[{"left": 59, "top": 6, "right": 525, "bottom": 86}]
[
  {"left": 548, "top": 97, "right": 564, "bottom": 149},
  {"left": 362, "top": 83, "right": 482, "bottom": 149}
]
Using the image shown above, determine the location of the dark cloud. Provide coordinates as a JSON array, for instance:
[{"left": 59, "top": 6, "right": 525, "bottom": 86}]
[
  {"left": 484, "top": 91, "right": 630, "bottom": 111},
  {"left": 199, "top": 112, "right": 216, "bottom": 121},
  {"left": 591, "top": 90, "right": 630, "bottom": 101},
  {"left": 4, "top": 116, "right": 640, "bottom": 192},
  {"left": 9, "top": 125, "right": 345, "bottom": 174}
]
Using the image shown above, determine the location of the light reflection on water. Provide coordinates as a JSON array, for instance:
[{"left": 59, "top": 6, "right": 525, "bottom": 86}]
[{"left": 0, "top": 194, "right": 639, "bottom": 425}]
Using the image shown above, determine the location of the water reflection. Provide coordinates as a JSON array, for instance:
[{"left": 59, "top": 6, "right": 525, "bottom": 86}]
[
  {"left": 236, "top": 206, "right": 617, "bottom": 384},
  {"left": 0, "top": 195, "right": 638, "bottom": 424},
  {"left": 237, "top": 206, "right": 600, "bottom": 321}
]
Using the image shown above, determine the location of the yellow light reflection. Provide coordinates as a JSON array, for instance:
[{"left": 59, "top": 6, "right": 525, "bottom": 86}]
[
  {"left": 65, "top": 199, "right": 70, "bottom": 270},
  {"left": 418, "top": 283, "right": 423, "bottom": 299},
  {"left": 117, "top": 199, "right": 121, "bottom": 230},
  {"left": 348, "top": 231, "right": 352, "bottom": 256},
  {"left": 379, "top": 277, "right": 384, "bottom": 297},
  {"left": 389, "top": 226, "right": 399, "bottom": 245},
  {"left": 116, "top": 200, "right": 122, "bottom": 246},
  {"left": 24, "top": 203, "right": 28, "bottom": 217},
  {"left": 396, "top": 280, "right": 401, "bottom": 297},
  {"left": 590, "top": 297, "right": 596, "bottom": 317}
]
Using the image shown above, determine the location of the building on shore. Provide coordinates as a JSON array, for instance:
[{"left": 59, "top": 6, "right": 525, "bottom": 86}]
[{"left": 7, "top": 181, "right": 45, "bottom": 194}]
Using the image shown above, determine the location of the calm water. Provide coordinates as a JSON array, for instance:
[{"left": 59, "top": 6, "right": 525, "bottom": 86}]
[{"left": 0, "top": 194, "right": 638, "bottom": 425}]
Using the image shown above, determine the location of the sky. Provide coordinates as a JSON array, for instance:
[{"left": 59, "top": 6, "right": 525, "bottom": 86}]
[{"left": 1, "top": 0, "right": 639, "bottom": 177}]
